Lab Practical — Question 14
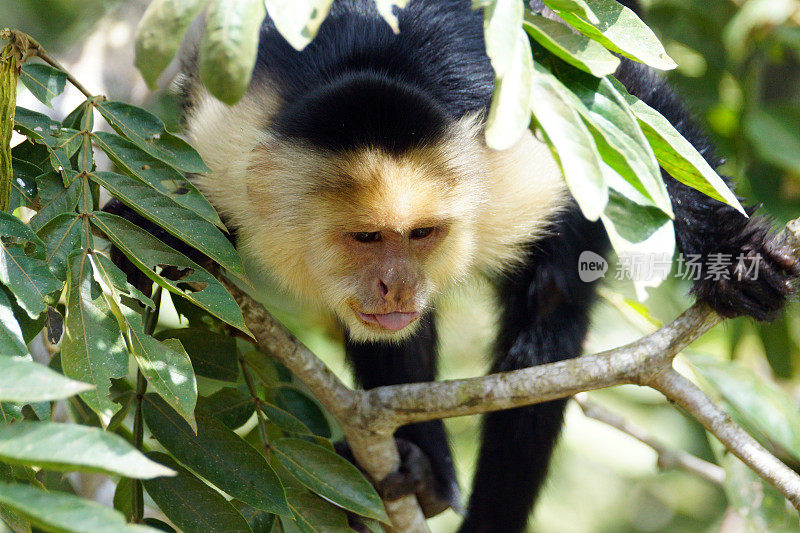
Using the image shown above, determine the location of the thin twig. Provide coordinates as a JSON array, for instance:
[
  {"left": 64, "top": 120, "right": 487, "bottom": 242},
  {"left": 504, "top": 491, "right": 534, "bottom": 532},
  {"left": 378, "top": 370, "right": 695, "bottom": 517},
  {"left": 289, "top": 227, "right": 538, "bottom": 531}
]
[
  {"left": 239, "top": 356, "right": 271, "bottom": 452},
  {"left": 649, "top": 367, "right": 800, "bottom": 512},
  {"left": 131, "top": 286, "right": 162, "bottom": 523},
  {"left": 574, "top": 393, "right": 725, "bottom": 485},
  {"left": 1, "top": 29, "right": 96, "bottom": 99}
]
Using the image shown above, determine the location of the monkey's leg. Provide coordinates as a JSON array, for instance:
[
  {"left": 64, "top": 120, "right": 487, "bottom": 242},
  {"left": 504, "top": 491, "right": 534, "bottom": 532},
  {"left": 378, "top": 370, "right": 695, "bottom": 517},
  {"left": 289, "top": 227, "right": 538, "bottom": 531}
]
[
  {"left": 460, "top": 207, "right": 608, "bottom": 533},
  {"left": 344, "top": 313, "right": 460, "bottom": 517}
]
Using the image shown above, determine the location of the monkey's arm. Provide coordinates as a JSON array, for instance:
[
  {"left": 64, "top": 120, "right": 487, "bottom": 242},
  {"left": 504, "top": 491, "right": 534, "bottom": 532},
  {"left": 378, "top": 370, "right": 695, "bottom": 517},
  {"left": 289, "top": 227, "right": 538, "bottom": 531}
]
[{"left": 615, "top": 59, "right": 799, "bottom": 319}]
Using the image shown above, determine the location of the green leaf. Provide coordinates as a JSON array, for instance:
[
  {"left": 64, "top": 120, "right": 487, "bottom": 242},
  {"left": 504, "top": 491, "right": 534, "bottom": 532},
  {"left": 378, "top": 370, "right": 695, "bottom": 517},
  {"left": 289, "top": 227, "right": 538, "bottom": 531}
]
[
  {"left": 14, "top": 108, "right": 80, "bottom": 180},
  {"left": 553, "top": 65, "right": 672, "bottom": 216},
  {"left": 0, "top": 284, "right": 44, "bottom": 345},
  {"left": 95, "top": 101, "right": 209, "bottom": 174},
  {"left": 243, "top": 351, "right": 290, "bottom": 386},
  {"left": 0, "top": 358, "right": 93, "bottom": 403},
  {"left": 91, "top": 255, "right": 197, "bottom": 429},
  {"left": 88, "top": 170, "right": 244, "bottom": 279},
  {"left": 288, "top": 492, "right": 350, "bottom": 533},
  {"left": 268, "top": 387, "right": 330, "bottom": 438},
  {"left": 0, "top": 402, "right": 24, "bottom": 423},
  {"left": 280, "top": 482, "right": 350, "bottom": 533},
  {"left": 272, "top": 438, "right": 388, "bottom": 523},
  {"left": 90, "top": 212, "right": 249, "bottom": 334},
  {"left": 0, "top": 211, "right": 62, "bottom": 318},
  {"left": 523, "top": 14, "right": 619, "bottom": 77},
  {"left": 30, "top": 171, "right": 82, "bottom": 232},
  {"left": 483, "top": 0, "right": 533, "bottom": 150},
  {"left": 91, "top": 252, "right": 155, "bottom": 310},
  {"left": 233, "top": 502, "right": 276, "bottom": 533},
  {"left": 113, "top": 477, "right": 133, "bottom": 518},
  {"left": 263, "top": 0, "right": 335, "bottom": 50},
  {"left": 0, "top": 482, "right": 162, "bottom": 533},
  {"left": 551, "top": 0, "right": 676, "bottom": 70},
  {"left": 199, "top": 0, "right": 268, "bottom": 104},
  {"left": 142, "top": 519, "right": 175, "bottom": 532},
  {"left": 373, "top": 0, "right": 409, "bottom": 33},
  {"left": 0, "top": 504, "right": 31, "bottom": 533},
  {"left": 689, "top": 356, "right": 800, "bottom": 464},
  {"left": 61, "top": 250, "right": 128, "bottom": 420},
  {"left": 134, "top": 0, "right": 215, "bottom": 88},
  {"left": 609, "top": 77, "right": 745, "bottom": 215},
  {"left": 144, "top": 452, "right": 253, "bottom": 533},
  {"left": 0, "top": 286, "right": 29, "bottom": 359},
  {"left": 155, "top": 327, "right": 239, "bottom": 381},
  {"left": 0, "top": 422, "right": 174, "bottom": 478},
  {"left": 757, "top": 316, "right": 796, "bottom": 379},
  {"left": 261, "top": 403, "right": 312, "bottom": 436},
  {"left": 142, "top": 394, "right": 290, "bottom": 516},
  {"left": 63, "top": 101, "right": 94, "bottom": 131},
  {"left": 529, "top": 62, "right": 607, "bottom": 219},
  {"left": 12, "top": 139, "right": 50, "bottom": 173},
  {"left": 203, "top": 387, "right": 256, "bottom": 429},
  {"left": 600, "top": 188, "right": 675, "bottom": 298},
  {"left": 744, "top": 105, "right": 800, "bottom": 175},
  {"left": 19, "top": 64, "right": 67, "bottom": 108},
  {"left": 92, "top": 131, "right": 224, "bottom": 228},
  {"left": 150, "top": 338, "right": 198, "bottom": 429},
  {"left": 36, "top": 213, "right": 84, "bottom": 282},
  {"left": 9, "top": 158, "right": 39, "bottom": 210},
  {"left": 540, "top": 0, "right": 599, "bottom": 23},
  {"left": 483, "top": 0, "right": 523, "bottom": 79}
]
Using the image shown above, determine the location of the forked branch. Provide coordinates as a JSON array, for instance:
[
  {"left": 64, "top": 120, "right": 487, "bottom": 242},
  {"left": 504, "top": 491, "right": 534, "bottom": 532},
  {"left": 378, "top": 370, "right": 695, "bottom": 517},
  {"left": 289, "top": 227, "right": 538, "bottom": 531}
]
[{"left": 221, "top": 216, "right": 800, "bottom": 532}]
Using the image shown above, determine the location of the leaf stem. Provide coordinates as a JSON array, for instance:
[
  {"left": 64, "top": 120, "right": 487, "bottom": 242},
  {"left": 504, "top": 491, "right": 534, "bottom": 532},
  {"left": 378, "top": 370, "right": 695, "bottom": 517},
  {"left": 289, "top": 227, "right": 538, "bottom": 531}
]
[
  {"left": 240, "top": 356, "right": 271, "bottom": 452},
  {"left": 1, "top": 29, "right": 96, "bottom": 100},
  {"left": 131, "top": 286, "right": 162, "bottom": 523}
]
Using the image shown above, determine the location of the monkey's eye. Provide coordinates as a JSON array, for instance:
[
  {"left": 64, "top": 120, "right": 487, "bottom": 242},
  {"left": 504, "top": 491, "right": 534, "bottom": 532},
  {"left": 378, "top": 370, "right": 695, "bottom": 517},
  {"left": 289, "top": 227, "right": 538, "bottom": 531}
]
[
  {"left": 351, "top": 231, "right": 381, "bottom": 243},
  {"left": 410, "top": 227, "right": 435, "bottom": 240}
]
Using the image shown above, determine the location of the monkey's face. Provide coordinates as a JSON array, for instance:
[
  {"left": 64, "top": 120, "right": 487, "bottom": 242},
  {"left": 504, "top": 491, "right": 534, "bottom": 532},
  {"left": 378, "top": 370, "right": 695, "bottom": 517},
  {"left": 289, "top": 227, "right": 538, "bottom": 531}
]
[
  {"left": 306, "top": 146, "right": 487, "bottom": 342},
  {"left": 238, "top": 119, "right": 487, "bottom": 342},
  {"left": 338, "top": 226, "right": 445, "bottom": 335}
]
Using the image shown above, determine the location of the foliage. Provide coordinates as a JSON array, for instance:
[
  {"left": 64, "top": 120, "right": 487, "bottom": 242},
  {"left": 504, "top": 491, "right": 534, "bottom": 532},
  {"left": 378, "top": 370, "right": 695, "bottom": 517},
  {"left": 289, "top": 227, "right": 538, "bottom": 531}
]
[
  {"left": 1, "top": 0, "right": 800, "bottom": 532},
  {"left": 0, "top": 25, "right": 388, "bottom": 531}
]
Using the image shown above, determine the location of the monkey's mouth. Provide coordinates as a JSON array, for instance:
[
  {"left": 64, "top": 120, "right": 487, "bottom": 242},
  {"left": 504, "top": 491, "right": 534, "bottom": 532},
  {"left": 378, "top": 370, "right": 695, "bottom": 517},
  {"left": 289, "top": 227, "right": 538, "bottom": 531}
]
[{"left": 355, "top": 310, "right": 421, "bottom": 331}]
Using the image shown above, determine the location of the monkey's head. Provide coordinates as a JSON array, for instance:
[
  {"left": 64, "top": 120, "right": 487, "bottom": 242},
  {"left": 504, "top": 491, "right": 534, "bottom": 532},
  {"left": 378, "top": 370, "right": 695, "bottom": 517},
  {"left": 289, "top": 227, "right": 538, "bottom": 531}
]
[
  {"left": 188, "top": 76, "right": 528, "bottom": 341},
  {"left": 240, "top": 115, "right": 488, "bottom": 342}
]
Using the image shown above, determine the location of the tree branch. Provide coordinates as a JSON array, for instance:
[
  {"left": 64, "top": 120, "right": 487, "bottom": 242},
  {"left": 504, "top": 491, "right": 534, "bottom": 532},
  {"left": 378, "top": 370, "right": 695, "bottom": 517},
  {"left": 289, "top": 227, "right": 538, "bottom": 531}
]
[
  {"left": 573, "top": 393, "right": 725, "bottom": 485},
  {"left": 220, "top": 216, "right": 800, "bottom": 530},
  {"left": 648, "top": 367, "right": 800, "bottom": 509}
]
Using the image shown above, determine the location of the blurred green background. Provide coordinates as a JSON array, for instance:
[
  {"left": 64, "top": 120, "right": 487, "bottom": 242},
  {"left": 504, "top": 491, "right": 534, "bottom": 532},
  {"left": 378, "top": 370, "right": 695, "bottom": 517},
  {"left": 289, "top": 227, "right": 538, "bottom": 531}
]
[{"left": 5, "top": 0, "right": 800, "bottom": 531}]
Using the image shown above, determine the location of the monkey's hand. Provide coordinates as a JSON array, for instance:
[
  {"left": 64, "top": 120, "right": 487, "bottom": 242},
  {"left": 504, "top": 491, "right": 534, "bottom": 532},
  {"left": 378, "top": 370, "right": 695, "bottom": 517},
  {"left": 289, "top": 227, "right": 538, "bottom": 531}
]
[
  {"left": 692, "top": 216, "right": 800, "bottom": 320},
  {"left": 334, "top": 438, "right": 454, "bottom": 519}
]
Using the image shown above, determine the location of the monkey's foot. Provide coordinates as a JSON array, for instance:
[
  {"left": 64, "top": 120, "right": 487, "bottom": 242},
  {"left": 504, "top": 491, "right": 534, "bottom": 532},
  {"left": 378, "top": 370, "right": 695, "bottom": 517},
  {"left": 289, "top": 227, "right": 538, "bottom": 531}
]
[
  {"left": 692, "top": 216, "right": 800, "bottom": 320},
  {"left": 335, "top": 438, "right": 456, "bottom": 519}
]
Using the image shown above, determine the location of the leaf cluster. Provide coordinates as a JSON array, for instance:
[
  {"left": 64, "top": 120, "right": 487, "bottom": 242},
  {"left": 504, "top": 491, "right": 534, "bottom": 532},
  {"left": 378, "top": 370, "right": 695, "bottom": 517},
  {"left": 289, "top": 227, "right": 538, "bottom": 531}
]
[{"left": 1, "top": 46, "right": 388, "bottom": 532}]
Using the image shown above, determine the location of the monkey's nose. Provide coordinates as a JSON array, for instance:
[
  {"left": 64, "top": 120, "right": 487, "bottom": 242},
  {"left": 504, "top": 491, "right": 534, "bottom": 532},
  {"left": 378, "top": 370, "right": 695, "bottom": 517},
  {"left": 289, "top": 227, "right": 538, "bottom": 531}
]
[{"left": 377, "top": 278, "right": 414, "bottom": 306}]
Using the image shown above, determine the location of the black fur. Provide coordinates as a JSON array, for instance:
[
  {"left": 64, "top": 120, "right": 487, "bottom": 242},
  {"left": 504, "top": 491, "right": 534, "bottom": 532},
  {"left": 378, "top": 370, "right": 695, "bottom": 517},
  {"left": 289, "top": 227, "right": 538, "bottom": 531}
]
[
  {"left": 107, "top": 1, "right": 797, "bottom": 531},
  {"left": 462, "top": 205, "right": 608, "bottom": 532},
  {"left": 344, "top": 313, "right": 460, "bottom": 514},
  {"left": 255, "top": 0, "right": 493, "bottom": 119},
  {"left": 273, "top": 71, "right": 451, "bottom": 155}
]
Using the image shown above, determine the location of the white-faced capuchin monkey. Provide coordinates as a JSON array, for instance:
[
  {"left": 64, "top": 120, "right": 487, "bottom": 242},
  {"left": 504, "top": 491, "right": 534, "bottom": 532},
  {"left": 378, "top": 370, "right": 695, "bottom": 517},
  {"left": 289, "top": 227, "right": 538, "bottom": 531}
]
[{"left": 105, "top": 0, "right": 800, "bottom": 530}]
